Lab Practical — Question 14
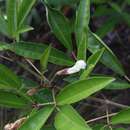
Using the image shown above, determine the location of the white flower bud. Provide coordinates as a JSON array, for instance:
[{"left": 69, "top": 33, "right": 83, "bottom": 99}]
[
  {"left": 56, "top": 60, "right": 86, "bottom": 75},
  {"left": 67, "top": 60, "right": 86, "bottom": 74}
]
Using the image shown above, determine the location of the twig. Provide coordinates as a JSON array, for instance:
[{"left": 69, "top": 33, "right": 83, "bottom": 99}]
[
  {"left": 52, "top": 89, "right": 56, "bottom": 107},
  {"left": 106, "top": 106, "right": 113, "bottom": 130},
  {"left": 37, "top": 102, "right": 55, "bottom": 107},
  {"left": 89, "top": 97, "right": 130, "bottom": 109},
  {"left": 124, "top": 75, "right": 130, "bottom": 82},
  {"left": 25, "top": 59, "right": 42, "bottom": 76},
  {"left": 86, "top": 113, "right": 117, "bottom": 123},
  {"left": 25, "top": 58, "right": 49, "bottom": 83},
  {"left": 0, "top": 55, "right": 13, "bottom": 62}
]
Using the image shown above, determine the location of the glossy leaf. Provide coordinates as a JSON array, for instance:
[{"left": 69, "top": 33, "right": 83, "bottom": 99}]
[
  {"left": 17, "top": 0, "right": 36, "bottom": 27},
  {"left": 0, "top": 91, "right": 29, "bottom": 108},
  {"left": 56, "top": 76, "right": 115, "bottom": 105},
  {"left": 0, "top": 64, "right": 21, "bottom": 89},
  {"left": 7, "top": 41, "right": 74, "bottom": 66},
  {"left": 80, "top": 48, "right": 104, "bottom": 79},
  {"left": 75, "top": 0, "right": 90, "bottom": 46},
  {"left": 111, "top": 109, "right": 130, "bottom": 124},
  {"left": 19, "top": 106, "right": 54, "bottom": 130},
  {"left": 55, "top": 105, "right": 92, "bottom": 130},
  {"left": 7, "top": 0, "right": 17, "bottom": 36},
  {"left": 88, "top": 31, "right": 125, "bottom": 76},
  {"left": 46, "top": 6, "right": 72, "bottom": 50},
  {"left": 40, "top": 45, "right": 51, "bottom": 71}
]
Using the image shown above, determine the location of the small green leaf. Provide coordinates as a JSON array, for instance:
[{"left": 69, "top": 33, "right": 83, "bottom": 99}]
[
  {"left": 111, "top": 108, "right": 130, "bottom": 125},
  {"left": 8, "top": 41, "right": 74, "bottom": 66},
  {"left": 46, "top": 6, "right": 72, "bottom": 50},
  {"left": 75, "top": 0, "right": 90, "bottom": 46},
  {"left": 56, "top": 76, "right": 115, "bottom": 105},
  {"left": 19, "top": 106, "right": 54, "bottom": 130},
  {"left": 88, "top": 31, "right": 125, "bottom": 76},
  {"left": 40, "top": 45, "right": 51, "bottom": 71},
  {"left": 0, "top": 64, "right": 21, "bottom": 89},
  {"left": 17, "top": 0, "right": 36, "bottom": 27},
  {"left": 87, "top": 48, "right": 104, "bottom": 66},
  {"left": 17, "top": 25, "right": 34, "bottom": 34},
  {"left": 0, "top": 90, "right": 29, "bottom": 108},
  {"left": 80, "top": 48, "right": 105, "bottom": 79},
  {"left": 7, "top": 0, "right": 17, "bottom": 36},
  {"left": 55, "top": 105, "right": 92, "bottom": 130}
]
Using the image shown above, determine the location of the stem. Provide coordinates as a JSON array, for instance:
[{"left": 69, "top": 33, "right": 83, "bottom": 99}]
[
  {"left": 124, "top": 75, "right": 130, "bottom": 82},
  {"left": 25, "top": 59, "right": 49, "bottom": 83},
  {"left": 89, "top": 97, "right": 130, "bottom": 109},
  {"left": 16, "top": 90, "right": 34, "bottom": 103},
  {"left": 37, "top": 102, "right": 55, "bottom": 107},
  {"left": 86, "top": 113, "right": 117, "bottom": 123},
  {"left": 52, "top": 89, "right": 56, "bottom": 107}
]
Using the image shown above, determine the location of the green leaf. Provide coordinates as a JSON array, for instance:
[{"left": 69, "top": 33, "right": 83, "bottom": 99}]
[
  {"left": 126, "top": 0, "right": 130, "bottom": 5},
  {"left": 110, "top": 2, "right": 130, "bottom": 27},
  {"left": 106, "top": 80, "right": 130, "bottom": 90},
  {"left": 8, "top": 41, "right": 74, "bottom": 66},
  {"left": 7, "top": 0, "right": 17, "bottom": 36},
  {"left": 111, "top": 108, "right": 130, "bottom": 125},
  {"left": 55, "top": 105, "right": 92, "bottom": 130},
  {"left": 77, "top": 31, "right": 87, "bottom": 61},
  {"left": 92, "top": 0, "right": 110, "bottom": 4},
  {"left": 75, "top": 0, "right": 90, "bottom": 46},
  {"left": 92, "top": 124, "right": 105, "bottom": 130},
  {"left": 0, "top": 42, "right": 10, "bottom": 51},
  {"left": 42, "top": 125, "right": 56, "bottom": 130},
  {"left": 96, "top": 17, "right": 118, "bottom": 38},
  {"left": 40, "top": 45, "right": 51, "bottom": 71},
  {"left": 45, "top": 0, "right": 80, "bottom": 6},
  {"left": 0, "top": 90, "right": 29, "bottom": 108},
  {"left": 93, "top": 6, "right": 116, "bottom": 17},
  {"left": 0, "top": 64, "right": 21, "bottom": 89},
  {"left": 0, "top": 14, "right": 8, "bottom": 36},
  {"left": 19, "top": 106, "right": 54, "bottom": 130},
  {"left": 33, "top": 88, "right": 53, "bottom": 104},
  {"left": 17, "top": 0, "right": 36, "bottom": 27},
  {"left": 17, "top": 25, "right": 34, "bottom": 34},
  {"left": 80, "top": 48, "right": 104, "bottom": 79},
  {"left": 88, "top": 31, "right": 125, "bottom": 76},
  {"left": 21, "top": 77, "right": 39, "bottom": 89},
  {"left": 46, "top": 6, "right": 72, "bottom": 50},
  {"left": 56, "top": 76, "right": 115, "bottom": 105}
]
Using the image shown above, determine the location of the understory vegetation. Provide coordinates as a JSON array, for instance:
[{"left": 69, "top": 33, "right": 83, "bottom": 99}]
[{"left": 0, "top": 0, "right": 130, "bottom": 130}]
